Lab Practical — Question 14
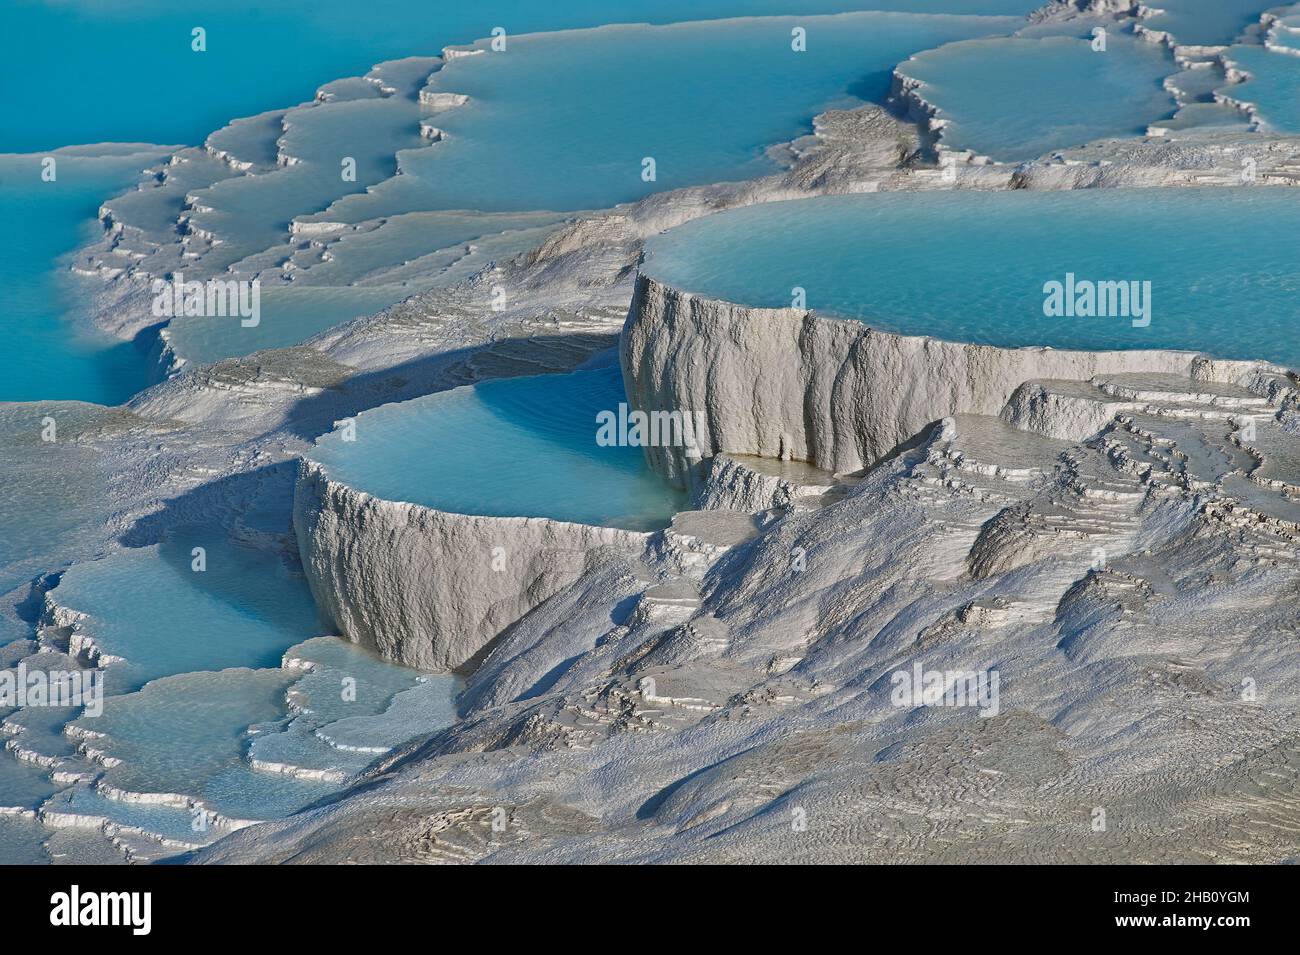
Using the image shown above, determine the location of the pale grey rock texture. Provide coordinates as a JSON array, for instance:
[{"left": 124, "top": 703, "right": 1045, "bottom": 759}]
[
  {"left": 200, "top": 363, "right": 1300, "bottom": 865},
  {"left": 293, "top": 461, "right": 650, "bottom": 671},
  {"left": 621, "top": 275, "right": 1283, "bottom": 488},
  {"left": 693, "top": 453, "right": 841, "bottom": 514}
]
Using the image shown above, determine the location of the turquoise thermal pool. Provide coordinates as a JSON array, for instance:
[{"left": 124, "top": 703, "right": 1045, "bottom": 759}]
[
  {"left": 0, "top": 152, "right": 169, "bottom": 405},
  {"left": 1141, "top": 1, "right": 1276, "bottom": 47},
  {"left": 50, "top": 534, "right": 325, "bottom": 693},
  {"left": 0, "top": 535, "right": 461, "bottom": 848},
  {"left": 643, "top": 188, "right": 1300, "bottom": 369},
  {"left": 1221, "top": 41, "right": 1300, "bottom": 134},
  {"left": 1, "top": 8, "right": 1025, "bottom": 395},
  {"left": 2, "top": 0, "right": 1043, "bottom": 153},
  {"left": 309, "top": 363, "right": 687, "bottom": 531},
  {"left": 304, "top": 11, "right": 1024, "bottom": 223},
  {"left": 897, "top": 31, "right": 1177, "bottom": 162}
]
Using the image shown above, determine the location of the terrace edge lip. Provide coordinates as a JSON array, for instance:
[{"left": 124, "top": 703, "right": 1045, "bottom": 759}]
[{"left": 641, "top": 187, "right": 1300, "bottom": 366}]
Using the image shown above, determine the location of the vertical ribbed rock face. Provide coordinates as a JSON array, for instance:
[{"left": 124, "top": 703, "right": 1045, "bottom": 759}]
[
  {"left": 293, "top": 461, "right": 649, "bottom": 671},
  {"left": 619, "top": 274, "right": 1270, "bottom": 486}
]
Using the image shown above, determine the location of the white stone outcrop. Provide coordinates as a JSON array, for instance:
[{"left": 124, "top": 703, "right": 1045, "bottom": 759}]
[
  {"left": 620, "top": 274, "right": 1278, "bottom": 487},
  {"left": 293, "top": 461, "right": 650, "bottom": 671},
  {"left": 693, "top": 453, "right": 838, "bottom": 513}
]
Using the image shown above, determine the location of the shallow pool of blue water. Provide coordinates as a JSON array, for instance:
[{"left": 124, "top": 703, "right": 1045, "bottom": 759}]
[
  {"left": 1222, "top": 44, "right": 1300, "bottom": 134},
  {"left": 0, "top": 0, "right": 1042, "bottom": 154},
  {"left": 1, "top": 6, "right": 1027, "bottom": 401},
  {"left": 310, "top": 363, "right": 687, "bottom": 529},
  {"left": 898, "top": 31, "right": 1177, "bottom": 161},
  {"left": 70, "top": 667, "right": 334, "bottom": 822},
  {"left": 1142, "top": 0, "right": 1275, "bottom": 47},
  {"left": 5, "top": 550, "right": 462, "bottom": 842},
  {"left": 0, "top": 153, "right": 168, "bottom": 404},
  {"left": 644, "top": 188, "right": 1300, "bottom": 368},
  {"left": 53, "top": 534, "right": 325, "bottom": 693},
  {"left": 311, "top": 11, "right": 1021, "bottom": 222}
]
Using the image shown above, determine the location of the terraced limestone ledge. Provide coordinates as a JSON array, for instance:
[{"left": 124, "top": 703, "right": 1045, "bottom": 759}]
[
  {"left": 294, "top": 460, "right": 766, "bottom": 672},
  {"left": 620, "top": 274, "right": 1287, "bottom": 488},
  {"left": 293, "top": 460, "right": 658, "bottom": 671}
]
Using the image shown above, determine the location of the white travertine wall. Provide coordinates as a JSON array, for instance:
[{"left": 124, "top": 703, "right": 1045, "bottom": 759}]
[
  {"left": 293, "top": 461, "right": 649, "bottom": 670},
  {"left": 620, "top": 274, "right": 1265, "bottom": 487},
  {"left": 295, "top": 275, "right": 1282, "bottom": 672}
]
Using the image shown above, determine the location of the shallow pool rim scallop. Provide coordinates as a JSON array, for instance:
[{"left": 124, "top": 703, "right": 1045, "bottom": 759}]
[{"left": 292, "top": 366, "right": 694, "bottom": 670}]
